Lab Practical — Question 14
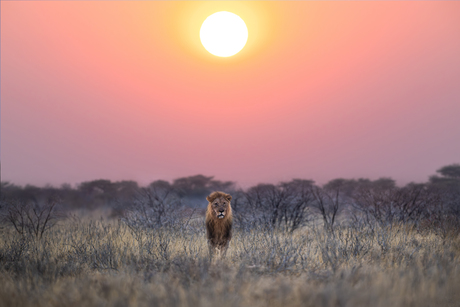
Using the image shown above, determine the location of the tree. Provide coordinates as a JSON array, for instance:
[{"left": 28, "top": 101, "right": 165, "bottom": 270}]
[
  {"left": 172, "top": 175, "right": 214, "bottom": 198},
  {"left": 77, "top": 179, "right": 123, "bottom": 209},
  {"left": 323, "top": 177, "right": 396, "bottom": 198},
  {"left": 436, "top": 164, "right": 460, "bottom": 179},
  {"left": 171, "top": 175, "right": 235, "bottom": 204},
  {"left": 429, "top": 163, "right": 460, "bottom": 221}
]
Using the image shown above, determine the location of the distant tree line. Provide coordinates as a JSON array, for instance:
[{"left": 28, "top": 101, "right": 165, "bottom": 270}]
[
  {"left": 0, "top": 175, "right": 234, "bottom": 211},
  {"left": 1, "top": 164, "right": 460, "bottom": 237}
]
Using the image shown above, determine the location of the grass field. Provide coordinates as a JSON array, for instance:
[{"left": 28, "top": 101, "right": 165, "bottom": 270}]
[{"left": 0, "top": 214, "right": 459, "bottom": 307}]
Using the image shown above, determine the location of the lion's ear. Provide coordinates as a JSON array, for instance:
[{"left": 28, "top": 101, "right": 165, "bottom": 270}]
[
  {"left": 206, "top": 196, "right": 212, "bottom": 202},
  {"left": 225, "top": 194, "right": 232, "bottom": 201}
]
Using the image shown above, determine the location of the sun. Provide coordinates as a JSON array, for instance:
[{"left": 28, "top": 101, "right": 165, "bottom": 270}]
[{"left": 200, "top": 11, "right": 248, "bottom": 57}]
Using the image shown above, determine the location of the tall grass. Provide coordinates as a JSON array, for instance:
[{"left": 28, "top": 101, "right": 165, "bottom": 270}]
[{"left": 0, "top": 216, "right": 459, "bottom": 307}]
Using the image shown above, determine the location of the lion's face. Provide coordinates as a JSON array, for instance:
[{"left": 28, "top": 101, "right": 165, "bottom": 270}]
[
  {"left": 207, "top": 192, "right": 232, "bottom": 220},
  {"left": 211, "top": 197, "right": 230, "bottom": 219}
]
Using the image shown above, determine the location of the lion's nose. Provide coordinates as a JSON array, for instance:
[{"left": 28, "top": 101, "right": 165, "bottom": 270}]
[{"left": 219, "top": 209, "right": 224, "bottom": 213}]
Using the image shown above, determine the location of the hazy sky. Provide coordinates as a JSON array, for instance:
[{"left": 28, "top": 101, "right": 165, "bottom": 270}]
[{"left": 2, "top": 1, "right": 460, "bottom": 187}]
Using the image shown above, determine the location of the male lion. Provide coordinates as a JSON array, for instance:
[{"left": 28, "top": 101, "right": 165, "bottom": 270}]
[{"left": 205, "top": 191, "right": 233, "bottom": 257}]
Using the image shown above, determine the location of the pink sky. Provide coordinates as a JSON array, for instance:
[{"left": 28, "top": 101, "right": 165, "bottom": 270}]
[{"left": 2, "top": 1, "right": 460, "bottom": 187}]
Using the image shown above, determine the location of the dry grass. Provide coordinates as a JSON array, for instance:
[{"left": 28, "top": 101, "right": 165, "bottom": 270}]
[{"left": 1, "top": 216, "right": 459, "bottom": 307}]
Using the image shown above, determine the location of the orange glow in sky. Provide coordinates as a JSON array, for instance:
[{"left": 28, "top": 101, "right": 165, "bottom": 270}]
[{"left": 2, "top": 1, "right": 460, "bottom": 187}]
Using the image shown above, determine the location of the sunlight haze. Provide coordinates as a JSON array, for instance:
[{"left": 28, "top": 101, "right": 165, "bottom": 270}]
[{"left": 2, "top": 1, "right": 460, "bottom": 187}]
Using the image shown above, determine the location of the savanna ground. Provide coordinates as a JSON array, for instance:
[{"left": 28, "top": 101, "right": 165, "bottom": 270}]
[
  {"left": 1, "top": 214, "right": 459, "bottom": 307},
  {"left": 2, "top": 167, "right": 460, "bottom": 306}
]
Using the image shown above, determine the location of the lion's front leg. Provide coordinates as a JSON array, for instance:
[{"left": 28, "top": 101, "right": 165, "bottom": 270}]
[
  {"left": 217, "top": 240, "right": 230, "bottom": 258},
  {"left": 208, "top": 240, "right": 217, "bottom": 258},
  {"left": 220, "top": 244, "right": 229, "bottom": 258}
]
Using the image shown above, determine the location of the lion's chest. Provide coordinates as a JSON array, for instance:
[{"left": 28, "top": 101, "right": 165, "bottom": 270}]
[{"left": 206, "top": 219, "right": 232, "bottom": 246}]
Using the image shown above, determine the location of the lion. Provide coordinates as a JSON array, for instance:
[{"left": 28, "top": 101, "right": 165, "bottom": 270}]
[{"left": 205, "top": 191, "right": 233, "bottom": 257}]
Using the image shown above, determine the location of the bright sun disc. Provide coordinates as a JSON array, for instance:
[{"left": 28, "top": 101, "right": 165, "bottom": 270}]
[{"left": 200, "top": 11, "right": 248, "bottom": 57}]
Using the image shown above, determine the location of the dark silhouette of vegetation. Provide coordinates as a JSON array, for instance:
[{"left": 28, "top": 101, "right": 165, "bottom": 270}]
[
  {"left": 425, "top": 163, "right": 460, "bottom": 238},
  {"left": 1, "top": 164, "right": 459, "bottom": 236},
  {"left": 172, "top": 175, "right": 235, "bottom": 200},
  {"left": 434, "top": 163, "right": 460, "bottom": 179}
]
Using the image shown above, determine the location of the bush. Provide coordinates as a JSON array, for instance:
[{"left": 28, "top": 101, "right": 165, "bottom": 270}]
[{"left": 1, "top": 197, "right": 63, "bottom": 239}]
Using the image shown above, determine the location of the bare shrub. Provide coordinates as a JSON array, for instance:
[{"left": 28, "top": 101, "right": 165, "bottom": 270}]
[
  {"left": 0, "top": 197, "right": 63, "bottom": 239},
  {"left": 122, "top": 184, "right": 182, "bottom": 231},
  {"left": 418, "top": 213, "right": 460, "bottom": 240},
  {"left": 311, "top": 185, "right": 347, "bottom": 233},
  {"left": 1, "top": 213, "right": 460, "bottom": 307},
  {"left": 121, "top": 184, "right": 204, "bottom": 262},
  {"left": 353, "top": 184, "right": 440, "bottom": 228},
  {"left": 235, "top": 225, "right": 305, "bottom": 273},
  {"left": 280, "top": 180, "right": 316, "bottom": 232},
  {"left": 241, "top": 180, "right": 314, "bottom": 232},
  {"left": 313, "top": 224, "right": 373, "bottom": 272}
]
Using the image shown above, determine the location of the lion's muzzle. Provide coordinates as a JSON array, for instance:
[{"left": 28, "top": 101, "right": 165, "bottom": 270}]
[{"left": 217, "top": 213, "right": 225, "bottom": 219}]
